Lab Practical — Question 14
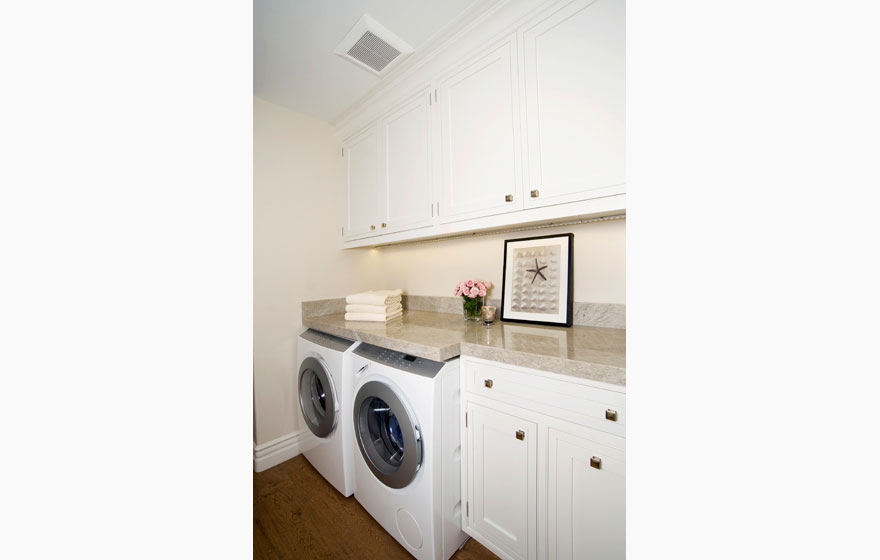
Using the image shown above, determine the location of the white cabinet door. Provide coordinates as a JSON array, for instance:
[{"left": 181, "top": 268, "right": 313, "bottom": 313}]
[
  {"left": 342, "top": 125, "right": 381, "bottom": 239},
  {"left": 380, "top": 91, "right": 433, "bottom": 233},
  {"left": 466, "top": 402, "right": 536, "bottom": 560},
  {"left": 521, "top": 0, "right": 625, "bottom": 209},
  {"left": 548, "top": 426, "right": 625, "bottom": 560},
  {"left": 438, "top": 36, "right": 523, "bottom": 223}
]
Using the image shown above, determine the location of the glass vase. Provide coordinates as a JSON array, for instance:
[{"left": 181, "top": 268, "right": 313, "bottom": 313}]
[{"left": 462, "top": 296, "right": 484, "bottom": 321}]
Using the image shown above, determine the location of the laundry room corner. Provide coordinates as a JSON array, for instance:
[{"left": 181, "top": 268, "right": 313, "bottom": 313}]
[{"left": 253, "top": 97, "right": 382, "bottom": 455}]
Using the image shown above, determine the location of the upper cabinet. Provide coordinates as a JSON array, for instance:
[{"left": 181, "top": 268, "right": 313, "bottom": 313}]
[
  {"left": 343, "top": 89, "right": 433, "bottom": 242},
  {"left": 342, "top": 124, "right": 380, "bottom": 239},
  {"left": 381, "top": 90, "right": 434, "bottom": 233},
  {"left": 337, "top": 0, "right": 626, "bottom": 248},
  {"left": 438, "top": 36, "right": 523, "bottom": 223},
  {"left": 521, "top": 0, "right": 625, "bottom": 210}
]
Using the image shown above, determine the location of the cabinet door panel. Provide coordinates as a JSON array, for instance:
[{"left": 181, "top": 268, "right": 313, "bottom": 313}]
[
  {"left": 382, "top": 92, "right": 433, "bottom": 233},
  {"left": 439, "top": 37, "right": 523, "bottom": 222},
  {"left": 522, "top": 0, "right": 625, "bottom": 208},
  {"left": 467, "top": 402, "right": 536, "bottom": 560},
  {"left": 548, "top": 426, "right": 625, "bottom": 560},
  {"left": 343, "top": 125, "right": 380, "bottom": 238}
]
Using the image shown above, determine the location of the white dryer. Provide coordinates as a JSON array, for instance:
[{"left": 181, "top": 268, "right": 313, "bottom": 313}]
[
  {"left": 296, "top": 328, "right": 359, "bottom": 497},
  {"left": 350, "top": 343, "right": 467, "bottom": 560}
]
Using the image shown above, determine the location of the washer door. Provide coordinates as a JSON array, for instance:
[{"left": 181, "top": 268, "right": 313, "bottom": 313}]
[
  {"left": 298, "top": 356, "right": 338, "bottom": 438},
  {"left": 354, "top": 380, "right": 422, "bottom": 489}
]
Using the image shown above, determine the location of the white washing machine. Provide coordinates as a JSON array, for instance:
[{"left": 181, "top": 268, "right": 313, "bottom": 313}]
[
  {"left": 296, "top": 328, "right": 360, "bottom": 497},
  {"left": 350, "top": 342, "right": 467, "bottom": 560}
]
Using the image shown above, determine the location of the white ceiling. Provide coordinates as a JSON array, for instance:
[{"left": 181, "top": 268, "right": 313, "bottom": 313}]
[{"left": 254, "top": 0, "right": 479, "bottom": 123}]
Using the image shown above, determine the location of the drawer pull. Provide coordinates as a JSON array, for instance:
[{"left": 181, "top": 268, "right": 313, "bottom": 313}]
[
  {"left": 516, "top": 430, "right": 525, "bottom": 440},
  {"left": 605, "top": 409, "right": 618, "bottom": 422},
  {"left": 505, "top": 194, "right": 513, "bottom": 202},
  {"left": 590, "top": 456, "right": 602, "bottom": 469},
  {"left": 484, "top": 379, "right": 493, "bottom": 388},
  {"left": 530, "top": 189, "right": 540, "bottom": 198}
]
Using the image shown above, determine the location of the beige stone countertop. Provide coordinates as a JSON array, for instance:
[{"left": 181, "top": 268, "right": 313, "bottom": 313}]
[{"left": 302, "top": 310, "right": 625, "bottom": 387}]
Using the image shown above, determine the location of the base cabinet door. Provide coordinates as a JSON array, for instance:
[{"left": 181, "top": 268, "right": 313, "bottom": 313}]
[
  {"left": 521, "top": 0, "right": 625, "bottom": 209},
  {"left": 466, "top": 402, "right": 537, "bottom": 560},
  {"left": 548, "top": 426, "right": 626, "bottom": 560}
]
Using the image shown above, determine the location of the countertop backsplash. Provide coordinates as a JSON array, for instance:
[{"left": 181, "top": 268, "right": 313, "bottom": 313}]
[{"left": 303, "top": 295, "right": 625, "bottom": 330}]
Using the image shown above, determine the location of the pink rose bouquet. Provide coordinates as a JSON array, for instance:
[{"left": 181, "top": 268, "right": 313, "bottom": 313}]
[{"left": 454, "top": 279, "right": 492, "bottom": 320}]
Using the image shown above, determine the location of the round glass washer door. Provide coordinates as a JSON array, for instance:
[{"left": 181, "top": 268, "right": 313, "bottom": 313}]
[
  {"left": 298, "top": 356, "right": 338, "bottom": 438},
  {"left": 354, "top": 380, "right": 422, "bottom": 489}
]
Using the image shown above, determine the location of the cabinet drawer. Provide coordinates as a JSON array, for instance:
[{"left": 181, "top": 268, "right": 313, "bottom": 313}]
[{"left": 463, "top": 359, "right": 625, "bottom": 437}]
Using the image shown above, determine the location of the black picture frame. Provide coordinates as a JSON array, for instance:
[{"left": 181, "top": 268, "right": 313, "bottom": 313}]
[{"left": 499, "top": 233, "right": 574, "bottom": 327}]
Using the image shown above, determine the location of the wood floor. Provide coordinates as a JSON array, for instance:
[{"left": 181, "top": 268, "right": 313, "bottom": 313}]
[{"left": 254, "top": 454, "right": 499, "bottom": 560}]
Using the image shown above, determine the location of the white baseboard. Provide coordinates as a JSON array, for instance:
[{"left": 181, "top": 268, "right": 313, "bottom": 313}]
[{"left": 253, "top": 429, "right": 314, "bottom": 472}]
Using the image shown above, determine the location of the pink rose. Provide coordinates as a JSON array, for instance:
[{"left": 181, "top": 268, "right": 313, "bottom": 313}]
[
  {"left": 454, "top": 286, "right": 461, "bottom": 296},
  {"left": 466, "top": 280, "right": 474, "bottom": 287},
  {"left": 470, "top": 287, "right": 480, "bottom": 297},
  {"left": 479, "top": 288, "right": 486, "bottom": 297},
  {"left": 485, "top": 281, "right": 492, "bottom": 289}
]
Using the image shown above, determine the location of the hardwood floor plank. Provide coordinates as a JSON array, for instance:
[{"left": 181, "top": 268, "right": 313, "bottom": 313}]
[{"left": 254, "top": 455, "right": 498, "bottom": 560}]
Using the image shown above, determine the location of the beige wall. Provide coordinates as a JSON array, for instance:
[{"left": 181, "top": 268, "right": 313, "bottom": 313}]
[
  {"left": 254, "top": 97, "right": 382, "bottom": 445},
  {"left": 375, "top": 219, "right": 625, "bottom": 304},
  {"left": 254, "top": 96, "right": 625, "bottom": 446}
]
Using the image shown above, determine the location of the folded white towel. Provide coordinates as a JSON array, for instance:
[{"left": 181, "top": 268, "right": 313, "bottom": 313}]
[
  {"left": 344, "top": 310, "right": 403, "bottom": 322},
  {"left": 345, "top": 289, "right": 403, "bottom": 306},
  {"left": 345, "top": 303, "right": 403, "bottom": 314}
]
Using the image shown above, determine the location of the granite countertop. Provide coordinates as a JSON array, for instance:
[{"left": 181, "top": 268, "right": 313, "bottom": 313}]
[{"left": 302, "top": 310, "right": 625, "bottom": 387}]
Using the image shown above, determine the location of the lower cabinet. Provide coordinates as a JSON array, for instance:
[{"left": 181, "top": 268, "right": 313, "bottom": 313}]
[
  {"left": 460, "top": 356, "right": 625, "bottom": 560},
  {"left": 548, "top": 427, "right": 625, "bottom": 560},
  {"left": 466, "top": 402, "right": 537, "bottom": 560}
]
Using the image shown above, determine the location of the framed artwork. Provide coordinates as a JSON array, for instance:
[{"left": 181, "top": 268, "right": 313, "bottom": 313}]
[{"left": 499, "top": 233, "right": 573, "bottom": 327}]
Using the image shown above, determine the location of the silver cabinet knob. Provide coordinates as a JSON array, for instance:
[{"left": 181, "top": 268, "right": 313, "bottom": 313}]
[
  {"left": 484, "top": 379, "right": 493, "bottom": 388},
  {"left": 370, "top": 225, "right": 376, "bottom": 230},
  {"left": 516, "top": 430, "right": 525, "bottom": 440},
  {"left": 590, "top": 456, "right": 602, "bottom": 469},
  {"left": 381, "top": 223, "right": 387, "bottom": 228},
  {"left": 605, "top": 409, "right": 618, "bottom": 422},
  {"left": 530, "top": 189, "right": 540, "bottom": 197},
  {"left": 505, "top": 194, "right": 513, "bottom": 202}
]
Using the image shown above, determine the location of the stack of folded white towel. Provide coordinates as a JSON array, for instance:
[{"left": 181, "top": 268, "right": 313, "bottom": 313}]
[{"left": 344, "top": 289, "right": 403, "bottom": 322}]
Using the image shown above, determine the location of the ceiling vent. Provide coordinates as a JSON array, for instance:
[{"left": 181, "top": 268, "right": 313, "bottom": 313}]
[{"left": 334, "top": 15, "right": 413, "bottom": 76}]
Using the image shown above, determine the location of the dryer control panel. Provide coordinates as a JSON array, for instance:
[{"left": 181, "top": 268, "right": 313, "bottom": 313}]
[{"left": 354, "top": 343, "right": 445, "bottom": 378}]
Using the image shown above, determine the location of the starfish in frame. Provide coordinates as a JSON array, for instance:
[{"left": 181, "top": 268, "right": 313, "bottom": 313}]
[{"left": 526, "top": 258, "right": 548, "bottom": 284}]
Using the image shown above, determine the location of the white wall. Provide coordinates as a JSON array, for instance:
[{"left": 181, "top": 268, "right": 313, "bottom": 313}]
[
  {"left": 254, "top": 97, "right": 382, "bottom": 446},
  {"left": 375, "top": 219, "right": 626, "bottom": 304}
]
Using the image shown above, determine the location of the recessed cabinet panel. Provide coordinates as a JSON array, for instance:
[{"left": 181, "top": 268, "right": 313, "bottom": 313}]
[
  {"left": 382, "top": 92, "right": 433, "bottom": 233},
  {"left": 439, "top": 37, "right": 523, "bottom": 223},
  {"left": 548, "top": 427, "right": 625, "bottom": 560},
  {"left": 467, "top": 402, "right": 536, "bottom": 560},
  {"left": 522, "top": 0, "right": 625, "bottom": 209},
  {"left": 343, "top": 125, "right": 381, "bottom": 239}
]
